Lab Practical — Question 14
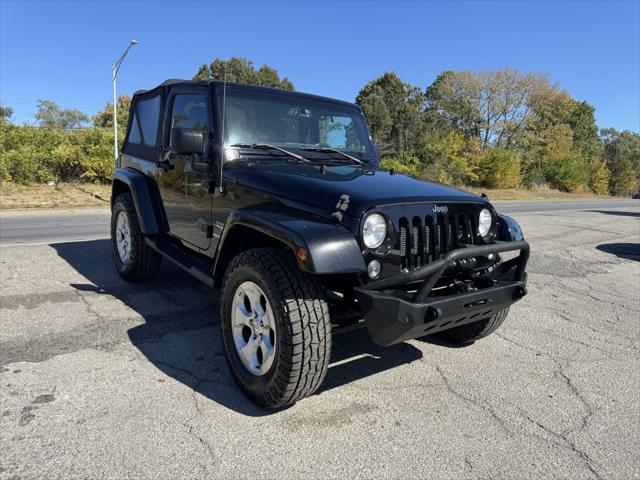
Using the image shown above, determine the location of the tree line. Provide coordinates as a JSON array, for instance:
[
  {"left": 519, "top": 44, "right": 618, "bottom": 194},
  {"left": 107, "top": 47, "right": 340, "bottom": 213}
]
[{"left": 1, "top": 57, "right": 638, "bottom": 195}]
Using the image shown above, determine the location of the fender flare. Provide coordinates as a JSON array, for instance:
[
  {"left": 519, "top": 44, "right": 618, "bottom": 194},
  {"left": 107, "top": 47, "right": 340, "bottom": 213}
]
[
  {"left": 213, "top": 204, "right": 366, "bottom": 278},
  {"left": 497, "top": 214, "right": 525, "bottom": 242},
  {"left": 111, "top": 168, "right": 162, "bottom": 235}
]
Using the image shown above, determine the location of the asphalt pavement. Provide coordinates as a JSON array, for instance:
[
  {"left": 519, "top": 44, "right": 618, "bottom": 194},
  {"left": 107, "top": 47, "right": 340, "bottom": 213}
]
[{"left": 1, "top": 199, "right": 639, "bottom": 479}]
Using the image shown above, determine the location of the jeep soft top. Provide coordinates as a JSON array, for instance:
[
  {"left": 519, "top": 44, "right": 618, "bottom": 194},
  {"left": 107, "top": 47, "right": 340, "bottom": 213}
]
[{"left": 110, "top": 79, "right": 529, "bottom": 408}]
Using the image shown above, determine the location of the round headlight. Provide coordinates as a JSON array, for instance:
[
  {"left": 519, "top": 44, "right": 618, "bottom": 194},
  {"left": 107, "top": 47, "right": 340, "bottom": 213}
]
[
  {"left": 363, "top": 213, "right": 387, "bottom": 249},
  {"left": 478, "top": 208, "right": 493, "bottom": 237}
]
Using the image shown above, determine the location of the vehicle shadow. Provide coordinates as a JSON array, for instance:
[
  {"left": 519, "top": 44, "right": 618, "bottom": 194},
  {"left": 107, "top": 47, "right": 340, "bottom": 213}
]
[
  {"left": 596, "top": 243, "right": 640, "bottom": 262},
  {"left": 586, "top": 210, "right": 640, "bottom": 218},
  {"left": 52, "top": 239, "right": 425, "bottom": 416}
]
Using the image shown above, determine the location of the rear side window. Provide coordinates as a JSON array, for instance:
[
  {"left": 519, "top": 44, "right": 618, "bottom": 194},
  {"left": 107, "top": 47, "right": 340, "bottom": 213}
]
[
  {"left": 124, "top": 93, "right": 162, "bottom": 159},
  {"left": 137, "top": 96, "right": 160, "bottom": 146},
  {"left": 128, "top": 113, "right": 141, "bottom": 144}
]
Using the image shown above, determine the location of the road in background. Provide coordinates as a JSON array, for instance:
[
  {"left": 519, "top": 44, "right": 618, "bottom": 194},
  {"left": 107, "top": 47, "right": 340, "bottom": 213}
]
[
  {"left": 0, "top": 208, "right": 109, "bottom": 245},
  {"left": 1, "top": 199, "right": 638, "bottom": 246}
]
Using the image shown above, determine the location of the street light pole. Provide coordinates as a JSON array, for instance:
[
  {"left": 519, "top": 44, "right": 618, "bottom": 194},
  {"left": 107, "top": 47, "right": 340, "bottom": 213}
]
[{"left": 112, "top": 40, "right": 138, "bottom": 165}]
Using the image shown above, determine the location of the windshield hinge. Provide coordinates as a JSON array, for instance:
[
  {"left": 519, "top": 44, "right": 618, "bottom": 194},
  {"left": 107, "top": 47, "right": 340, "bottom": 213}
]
[
  {"left": 331, "top": 194, "right": 350, "bottom": 222},
  {"left": 201, "top": 224, "right": 214, "bottom": 238}
]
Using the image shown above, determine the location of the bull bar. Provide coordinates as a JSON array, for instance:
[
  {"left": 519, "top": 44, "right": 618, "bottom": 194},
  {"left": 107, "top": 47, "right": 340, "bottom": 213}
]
[{"left": 355, "top": 240, "right": 530, "bottom": 346}]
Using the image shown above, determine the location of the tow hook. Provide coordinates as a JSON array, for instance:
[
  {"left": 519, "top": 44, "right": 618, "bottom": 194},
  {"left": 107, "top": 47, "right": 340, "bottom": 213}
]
[{"left": 462, "top": 280, "right": 477, "bottom": 292}]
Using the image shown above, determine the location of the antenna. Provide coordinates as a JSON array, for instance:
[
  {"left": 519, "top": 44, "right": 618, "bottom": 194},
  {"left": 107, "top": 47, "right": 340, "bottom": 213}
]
[{"left": 219, "top": 62, "right": 227, "bottom": 193}]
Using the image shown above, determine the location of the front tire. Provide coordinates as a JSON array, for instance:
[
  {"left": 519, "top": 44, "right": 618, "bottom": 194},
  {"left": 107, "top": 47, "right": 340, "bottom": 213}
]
[
  {"left": 220, "top": 248, "right": 331, "bottom": 408},
  {"left": 111, "top": 192, "right": 162, "bottom": 282},
  {"left": 437, "top": 308, "right": 510, "bottom": 344}
]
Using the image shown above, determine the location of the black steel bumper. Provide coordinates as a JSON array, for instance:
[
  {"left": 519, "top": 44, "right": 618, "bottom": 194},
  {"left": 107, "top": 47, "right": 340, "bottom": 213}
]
[{"left": 354, "top": 241, "right": 529, "bottom": 346}]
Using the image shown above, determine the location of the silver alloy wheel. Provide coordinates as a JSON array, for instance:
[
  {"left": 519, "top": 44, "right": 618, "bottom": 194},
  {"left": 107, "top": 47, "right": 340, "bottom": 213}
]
[
  {"left": 115, "top": 211, "right": 132, "bottom": 263},
  {"left": 231, "top": 281, "right": 277, "bottom": 376}
]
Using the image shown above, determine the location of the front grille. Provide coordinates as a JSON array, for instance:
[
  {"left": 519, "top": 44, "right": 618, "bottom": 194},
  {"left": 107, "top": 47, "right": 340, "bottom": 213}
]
[{"left": 398, "top": 213, "right": 478, "bottom": 270}]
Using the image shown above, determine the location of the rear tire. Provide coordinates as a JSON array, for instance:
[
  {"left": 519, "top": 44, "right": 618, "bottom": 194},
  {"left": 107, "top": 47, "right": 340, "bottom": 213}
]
[
  {"left": 220, "top": 248, "right": 331, "bottom": 408},
  {"left": 111, "top": 192, "right": 162, "bottom": 282},
  {"left": 437, "top": 308, "right": 509, "bottom": 344}
]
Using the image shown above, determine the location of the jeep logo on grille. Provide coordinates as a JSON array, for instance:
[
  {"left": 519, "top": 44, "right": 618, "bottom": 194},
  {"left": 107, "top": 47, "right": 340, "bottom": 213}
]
[{"left": 432, "top": 205, "right": 448, "bottom": 214}]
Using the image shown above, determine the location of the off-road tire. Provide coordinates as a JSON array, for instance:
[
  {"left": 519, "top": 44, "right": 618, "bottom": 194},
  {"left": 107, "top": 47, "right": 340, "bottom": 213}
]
[
  {"left": 437, "top": 307, "right": 509, "bottom": 344},
  {"left": 220, "top": 247, "right": 331, "bottom": 408},
  {"left": 111, "top": 192, "right": 162, "bottom": 282}
]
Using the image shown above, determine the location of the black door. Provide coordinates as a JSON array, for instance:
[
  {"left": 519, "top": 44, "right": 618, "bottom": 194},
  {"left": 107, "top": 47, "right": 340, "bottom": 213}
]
[{"left": 158, "top": 88, "right": 213, "bottom": 251}]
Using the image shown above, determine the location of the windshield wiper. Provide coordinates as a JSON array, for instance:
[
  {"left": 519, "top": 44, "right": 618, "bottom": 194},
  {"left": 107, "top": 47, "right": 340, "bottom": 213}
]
[
  {"left": 302, "top": 147, "right": 364, "bottom": 165},
  {"left": 231, "top": 143, "right": 310, "bottom": 163}
]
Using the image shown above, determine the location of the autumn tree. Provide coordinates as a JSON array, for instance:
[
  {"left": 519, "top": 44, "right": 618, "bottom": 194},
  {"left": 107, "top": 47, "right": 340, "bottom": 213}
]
[
  {"left": 425, "top": 69, "right": 548, "bottom": 150},
  {"left": 194, "top": 57, "right": 294, "bottom": 90}
]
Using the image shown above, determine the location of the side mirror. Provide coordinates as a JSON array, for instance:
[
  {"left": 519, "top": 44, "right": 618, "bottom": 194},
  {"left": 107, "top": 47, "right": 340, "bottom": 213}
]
[{"left": 170, "top": 128, "right": 204, "bottom": 155}]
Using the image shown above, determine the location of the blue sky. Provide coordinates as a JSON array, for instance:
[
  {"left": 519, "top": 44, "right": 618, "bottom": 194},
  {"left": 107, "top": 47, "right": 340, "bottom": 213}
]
[{"left": 1, "top": 0, "right": 638, "bottom": 131}]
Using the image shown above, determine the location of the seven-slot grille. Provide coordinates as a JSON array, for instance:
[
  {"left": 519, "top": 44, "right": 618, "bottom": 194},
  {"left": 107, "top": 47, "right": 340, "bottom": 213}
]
[{"left": 398, "top": 213, "right": 478, "bottom": 270}]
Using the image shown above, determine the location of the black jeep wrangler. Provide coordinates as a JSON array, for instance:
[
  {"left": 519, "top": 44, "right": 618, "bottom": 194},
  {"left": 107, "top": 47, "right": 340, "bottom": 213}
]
[{"left": 111, "top": 79, "right": 529, "bottom": 408}]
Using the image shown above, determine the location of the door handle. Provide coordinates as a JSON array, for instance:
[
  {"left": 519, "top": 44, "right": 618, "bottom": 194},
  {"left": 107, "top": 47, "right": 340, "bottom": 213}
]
[{"left": 156, "top": 159, "right": 175, "bottom": 172}]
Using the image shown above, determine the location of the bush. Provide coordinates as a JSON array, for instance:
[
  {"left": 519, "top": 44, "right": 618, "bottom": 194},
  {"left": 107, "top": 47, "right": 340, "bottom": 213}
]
[
  {"left": 0, "top": 124, "right": 115, "bottom": 185},
  {"left": 545, "top": 154, "right": 589, "bottom": 192},
  {"left": 379, "top": 156, "right": 424, "bottom": 177},
  {"left": 477, "top": 149, "right": 521, "bottom": 188},
  {"left": 423, "top": 131, "right": 477, "bottom": 186},
  {"left": 589, "top": 159, "right": 610, "bottom": 195}
]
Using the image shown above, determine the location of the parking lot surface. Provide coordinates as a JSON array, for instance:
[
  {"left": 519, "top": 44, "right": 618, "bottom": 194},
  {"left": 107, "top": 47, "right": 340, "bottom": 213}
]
[{"left": 1, "top": 201, "right": 639, "bottom": 479}]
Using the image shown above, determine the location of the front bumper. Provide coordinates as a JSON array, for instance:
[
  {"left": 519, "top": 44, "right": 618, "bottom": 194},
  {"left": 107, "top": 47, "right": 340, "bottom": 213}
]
[{"left": 355, "top": 241, "right": 529, "bottom": 346}]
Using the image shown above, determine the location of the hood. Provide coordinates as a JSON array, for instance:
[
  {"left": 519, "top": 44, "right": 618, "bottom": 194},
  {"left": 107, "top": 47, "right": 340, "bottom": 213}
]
[{"left": 229, "top": 163, "right": 487, "bottom": 217}]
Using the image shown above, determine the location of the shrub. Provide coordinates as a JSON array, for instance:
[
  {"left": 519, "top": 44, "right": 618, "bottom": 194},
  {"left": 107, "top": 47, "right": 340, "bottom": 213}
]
[
  {"left": 477, "top": 149, "right": 521, "bottom": 188},
  {"left": 545, "top": 154, "right": 589, "bottom": 192},
  {"left": 380, "top": 156, "right": 424, "bottom": 177},
  {"left": 423, "top": 131, "right": 477, "bottom": 186},
  {"left": 589, "top": 159, "right": 610, "bottom": 195},
  {"left": 0, "top": 124, "right": 114, "bottom": 185}
]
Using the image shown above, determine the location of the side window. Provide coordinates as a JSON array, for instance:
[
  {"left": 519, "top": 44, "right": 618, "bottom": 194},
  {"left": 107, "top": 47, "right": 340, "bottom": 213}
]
[
  {"left": 128, "top": 113, "right": 141, "bottom": 144},
  {"left": 137, "top": 96, "right": 161, "bottom": 146},
  {"left": 170, "top": 94, "right": 209, "bottom": 136}
]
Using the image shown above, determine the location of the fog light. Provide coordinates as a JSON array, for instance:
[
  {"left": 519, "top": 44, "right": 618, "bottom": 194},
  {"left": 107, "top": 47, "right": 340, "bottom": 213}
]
[
  {"left": 367, "top": 260, "right": 381, "bottom": 278},
  {"left": 487, "top": 254, "right": 495, "bottom": 260}
]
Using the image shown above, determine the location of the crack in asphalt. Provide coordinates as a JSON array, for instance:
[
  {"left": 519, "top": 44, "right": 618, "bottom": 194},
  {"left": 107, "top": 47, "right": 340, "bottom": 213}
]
[
  {"left": 494, "top": 331, "right": 603, "bottom": 479},
  {"left": 431, "top": 362, "right": 515, "bottom": 439}
]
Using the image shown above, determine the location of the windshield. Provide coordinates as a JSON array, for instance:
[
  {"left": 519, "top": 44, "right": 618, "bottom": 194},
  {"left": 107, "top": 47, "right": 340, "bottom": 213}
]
[{"left": 218, "top": 87, "right": 376, "bottom": 162}]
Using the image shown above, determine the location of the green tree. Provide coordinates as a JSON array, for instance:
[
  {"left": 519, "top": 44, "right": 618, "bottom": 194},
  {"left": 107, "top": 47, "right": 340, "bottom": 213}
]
[
  {"left": 35, "top": 99, "right": 89, "bottom": 130},
  {"left": 92, "top": 95, "right": 131, "bottom": 129},
  {"left": 193, "top": 57, "right": 294, "bottom": 90},
  {"left": 567, "top": 100, "right": 600, "bottom": 158},
  {"left": 0, "top": 105, "right": 13, "bottom": 125},
  {"left": 601, "top": 128, "right": 640, "bottom": 195},
  {"left": 356, "top": 72, "right": 424, "bottom": 158}
]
